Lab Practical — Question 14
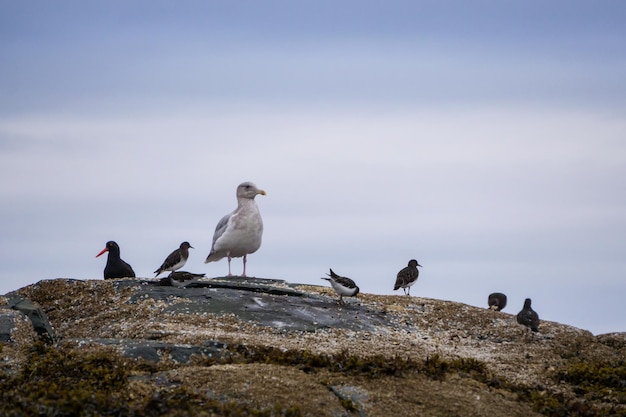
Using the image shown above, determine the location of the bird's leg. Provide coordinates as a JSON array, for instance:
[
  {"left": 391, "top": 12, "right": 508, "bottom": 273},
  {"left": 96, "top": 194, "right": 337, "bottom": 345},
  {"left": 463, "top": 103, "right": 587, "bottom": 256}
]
[
  {"left": 227, "top": 256, "right": 233, "bottom": 276},
  {"left": 407, "top": 287, "right": 411, "bottom": 296},
  {"left": 242, "top": 255, "right": 247, "bottom": 277}
]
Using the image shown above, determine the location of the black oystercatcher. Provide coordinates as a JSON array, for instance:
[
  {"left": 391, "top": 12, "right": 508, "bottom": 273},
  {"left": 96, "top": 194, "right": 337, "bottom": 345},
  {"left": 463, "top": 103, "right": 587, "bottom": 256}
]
[{"left": 95, "top": 241, "right": 136, "bottom": 279}]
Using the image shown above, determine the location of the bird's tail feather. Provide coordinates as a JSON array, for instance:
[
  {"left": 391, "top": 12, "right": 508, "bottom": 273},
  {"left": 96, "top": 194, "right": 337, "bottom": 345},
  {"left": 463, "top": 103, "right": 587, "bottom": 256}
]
[
  {"left": 328, "top": 268, "right": 340, "bottom": 278},
  {"left": 204, "top": 251, "right": 225, "bottom": 263}
]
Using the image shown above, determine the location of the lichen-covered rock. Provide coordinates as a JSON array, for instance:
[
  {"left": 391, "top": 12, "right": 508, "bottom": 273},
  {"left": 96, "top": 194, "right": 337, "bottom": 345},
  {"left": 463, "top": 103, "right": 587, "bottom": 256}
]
[
  {"left": 1, "top": 277, "right": 624, "bottom": 416},
  {"left": 0, "top": 307, "right": 39, "bottom": 376},
  {"left": 0, "top": 308, "right": 38, "bottom": 345}
]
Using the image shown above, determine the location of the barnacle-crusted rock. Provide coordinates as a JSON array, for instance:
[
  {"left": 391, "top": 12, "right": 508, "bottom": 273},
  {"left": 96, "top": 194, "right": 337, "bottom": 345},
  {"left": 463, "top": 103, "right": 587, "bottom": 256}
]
[{"left": 1, "top": 277, "right": 624, "bottom": 416}]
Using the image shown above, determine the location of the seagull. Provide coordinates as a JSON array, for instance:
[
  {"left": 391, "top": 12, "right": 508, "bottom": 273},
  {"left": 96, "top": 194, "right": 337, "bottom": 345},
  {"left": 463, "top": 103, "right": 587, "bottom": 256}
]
[
  {"left": 160, "top": 271, "right": 205, "bottom": 288},
  {"left": 321, "top": 268, "right": 360, "bottom": 305},
  {"left": 95, "top": 241, "right": 136, "bottom": 279},
  {"left": 205, "top": 182, "right": 266, "bottom": 277},
  {"left": 516, "top": 298, "right": 540, "bottom": 333},
  {"left": 154, "top": 241, "right": 193, "bottom": 277},
  {"left": 393, "top": 259, "right": 422, "bottom": 296},
  {"left": 488, "top": 292, "right": 507, "bottom": 311}
]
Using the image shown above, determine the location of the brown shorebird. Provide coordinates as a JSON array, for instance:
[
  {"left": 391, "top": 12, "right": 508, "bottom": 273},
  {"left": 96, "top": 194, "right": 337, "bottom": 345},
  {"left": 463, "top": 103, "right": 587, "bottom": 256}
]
[
  {"left": 517, "top": 298, "right": 540, "bottom": 333},
  {"left": 393, "top": 259, "right": 422, "bottom": 296},
  {"left": 154, "top": 241, "right": 193, "bottom": 276},
  {"left": 488, "top": 292, "right": 507, "bottom": 311}
]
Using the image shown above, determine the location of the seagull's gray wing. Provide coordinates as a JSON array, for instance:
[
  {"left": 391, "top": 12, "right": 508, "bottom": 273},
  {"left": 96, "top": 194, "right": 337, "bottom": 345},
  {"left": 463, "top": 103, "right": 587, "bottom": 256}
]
[
  {"left": 212, "top": 213, "right": 231, "bottom": 247},
  {"left": 205, "top": 212, "right": 233, "bottom": 263}
]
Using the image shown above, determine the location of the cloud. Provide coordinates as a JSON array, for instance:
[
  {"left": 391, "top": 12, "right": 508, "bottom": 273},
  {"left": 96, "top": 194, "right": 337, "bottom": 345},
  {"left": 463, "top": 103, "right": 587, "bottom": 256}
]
[{"left": 1, "top": 1, "right": 625, "bottom": 335}]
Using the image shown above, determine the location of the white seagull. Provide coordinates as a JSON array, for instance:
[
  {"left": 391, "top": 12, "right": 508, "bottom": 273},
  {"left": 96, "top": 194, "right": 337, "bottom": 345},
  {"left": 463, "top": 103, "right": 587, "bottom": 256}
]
[{"left": 205, "top": 182, "right": 266, "bottom": 277}]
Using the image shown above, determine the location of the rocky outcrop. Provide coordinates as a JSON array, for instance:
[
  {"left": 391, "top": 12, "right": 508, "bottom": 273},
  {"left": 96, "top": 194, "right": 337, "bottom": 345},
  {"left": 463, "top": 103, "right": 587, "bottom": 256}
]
[
  {"left": 1, "top": 277, "right": 625, "bottom": 416},
  {"left": 2, "top": 296, "right": 56, "bottom": 342}
]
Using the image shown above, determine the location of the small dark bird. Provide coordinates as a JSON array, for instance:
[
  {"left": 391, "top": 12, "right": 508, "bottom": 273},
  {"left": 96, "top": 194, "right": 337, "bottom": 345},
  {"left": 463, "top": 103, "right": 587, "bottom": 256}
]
[
  {"left": 488, "top": 292, "right": 507, "bottom": 311},
  {"left": 516, "top": 298, "right": 540, "bottom": 333},
  {"left": 154, "top": 241, "right": 193, "bottom": 276},
  {"left": 159, "top": 271, "right": 205, "bottom": 287},
  {"left": 321, "top": 268, "right": 360, "bottom": 305},
  {"left": 393, "top": 259, "right": 422, "bottom": 296},
  {"left": 95, "top": 241, "right": 136, "bottom": 279}
]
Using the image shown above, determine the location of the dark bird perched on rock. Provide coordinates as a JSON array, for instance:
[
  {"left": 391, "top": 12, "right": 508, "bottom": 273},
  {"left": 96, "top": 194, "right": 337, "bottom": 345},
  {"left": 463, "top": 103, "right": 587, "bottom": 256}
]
[
  {"left": 95, "top": 241, "right": 135, "bottom": 279},
  {"left": 321, "top": 269, "right": 360, "bottom": 305},
  {"left": 517, "top": 298, "right": 540, "bottom": 333},
  {"left": 393, "top": 259, "right": 422, "bottom": 296},
  {"left": 154, "top": 241, "right": 193, "bottom": 277},
  {"left": 488, "top": 292, "right": 507, "bottom": 311},
  {"left": 205, "top": 182, "right": 266, "bottom": 277},
  {"left": 159, "top": 271, "right": 205, "bottom": 288}
]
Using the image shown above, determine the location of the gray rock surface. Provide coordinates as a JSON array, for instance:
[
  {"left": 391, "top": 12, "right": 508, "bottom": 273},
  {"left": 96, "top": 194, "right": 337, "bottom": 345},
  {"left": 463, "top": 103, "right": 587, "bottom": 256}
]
[
  {"left": 3, "top": 276, "right": 391, "bottom": 361},
  {"left": 69, "top": 337, "right": 229, "bottom": 363},
  {"left": 2, "top": 277, "right": 625, "bottom": 416},
  {"left": 126, "top": 276, "right": 390, "bottom": 333},
  {"left": 2, "top": 296, "right": 56, "bottom": 342},
  {"left": 0, "top": 310, "right": 18, "bottom": 343}
]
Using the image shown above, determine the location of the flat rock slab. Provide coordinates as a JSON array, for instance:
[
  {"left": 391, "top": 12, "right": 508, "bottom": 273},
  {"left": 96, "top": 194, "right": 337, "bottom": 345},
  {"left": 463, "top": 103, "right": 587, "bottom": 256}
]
[
  {"left": 117, "top": 277, "right": 392, "bottom": 333},
  {"left": 68, "top": 338, "right": 229, "bottom": 363}
]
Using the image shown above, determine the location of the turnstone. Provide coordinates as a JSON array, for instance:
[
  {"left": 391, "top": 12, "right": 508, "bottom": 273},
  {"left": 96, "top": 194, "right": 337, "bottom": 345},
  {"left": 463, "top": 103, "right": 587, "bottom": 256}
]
[
  {"left": 488, "top": 292, "right": 507, "bottom": 311},
  {"left": 154, "top": 241, "right": 193, "bottom": 276},
  {"left": 393, "top": 259, "right": 422, "bottom": 296},
  {"left": 516, "top": 298, "right": 540, "bottom": 333},
  {"left": 95, "top": 241, "right": 136, "bottom": 279},
  {"left": 321, "top": 268, "right": 360, "bottom": 305},
  {"left": 205, "top": 182, "right": 266, "bottom": 277},
  {"left": 160, "top": 271, "right": 205, "bottom": 288}
]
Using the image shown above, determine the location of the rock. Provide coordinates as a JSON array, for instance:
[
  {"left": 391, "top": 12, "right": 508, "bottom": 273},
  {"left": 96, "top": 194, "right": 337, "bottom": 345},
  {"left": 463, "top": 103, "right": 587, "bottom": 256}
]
[
  {"left": 0, "top": 308, "right": 28, "bottom": 343},
  {"left": 0, "top": 306, "right": 39, "bottom": 373},
  {"left": 124, "top": 277, "right": 389, "bottom": 333},
  {"left": 3, "top": 296, "right": 56, "bottom": 343},
  {"left": 0, "top": 310, "right": 19, "bottom": 343},
  {"left": 67, "top": 338, "right": 229, "bottom": 363},
  {"left": 1, "top": 277, "right": 624, "bottom": 416}
]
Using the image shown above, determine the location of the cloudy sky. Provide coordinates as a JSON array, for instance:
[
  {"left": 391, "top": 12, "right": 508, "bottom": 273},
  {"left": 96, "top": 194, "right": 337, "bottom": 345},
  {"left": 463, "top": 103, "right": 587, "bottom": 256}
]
[{"left": 1, "top": 1, "right": 625, "bottom": 335}]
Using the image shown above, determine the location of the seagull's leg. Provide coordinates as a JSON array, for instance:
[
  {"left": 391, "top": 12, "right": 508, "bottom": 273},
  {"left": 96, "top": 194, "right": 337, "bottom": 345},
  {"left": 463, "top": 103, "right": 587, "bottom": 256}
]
[
  {"left": 227, "top": 256, "right": 233, "bottom": 276},
  {"left": 407, "top": 287, "right": 411, "bottom": 296},
  {"left": 242, "top": 255, "right": 247, "bottom": 277}
]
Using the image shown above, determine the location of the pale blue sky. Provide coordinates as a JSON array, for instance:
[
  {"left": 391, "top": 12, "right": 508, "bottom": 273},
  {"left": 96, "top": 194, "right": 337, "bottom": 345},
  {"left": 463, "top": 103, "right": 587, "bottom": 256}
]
[{"left": 1, "top": 1, "right": 625, "bottom": 335}]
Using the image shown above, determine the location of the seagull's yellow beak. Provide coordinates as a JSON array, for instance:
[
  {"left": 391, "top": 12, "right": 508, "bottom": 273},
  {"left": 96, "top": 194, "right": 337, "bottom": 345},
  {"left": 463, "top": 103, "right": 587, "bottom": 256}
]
[{"left": 258, "top": 189, "right": 267, "bottom": 196}]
